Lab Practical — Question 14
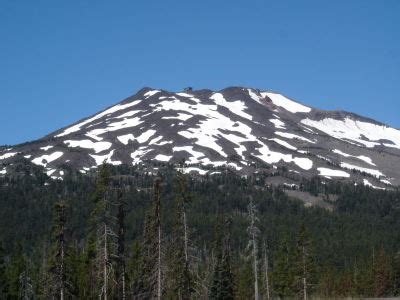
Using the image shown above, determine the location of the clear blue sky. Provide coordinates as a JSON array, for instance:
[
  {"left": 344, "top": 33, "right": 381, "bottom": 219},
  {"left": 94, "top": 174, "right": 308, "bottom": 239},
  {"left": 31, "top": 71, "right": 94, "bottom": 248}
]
[{"left": 1, "top": 0, "right": 399, "bottom": 145}]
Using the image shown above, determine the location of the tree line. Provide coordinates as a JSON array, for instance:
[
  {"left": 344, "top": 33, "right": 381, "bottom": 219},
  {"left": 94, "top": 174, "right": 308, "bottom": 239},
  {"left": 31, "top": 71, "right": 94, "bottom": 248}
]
[{"left": 0, "top": 161, "right": 400, "bottom": 298}]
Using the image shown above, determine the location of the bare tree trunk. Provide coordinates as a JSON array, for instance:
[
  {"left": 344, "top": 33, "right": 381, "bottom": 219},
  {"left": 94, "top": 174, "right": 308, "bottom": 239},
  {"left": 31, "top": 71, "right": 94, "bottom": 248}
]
[
  {"left": 302, "top": 245, "right": 307, "bottom": 300},
  {"left": 157, "top": 223, "right": 162, "bottom": 300},
  {"left": 103, "top": 224, "right": 108, "bottom": 300},
  {"left": 183, "top": 211, "right": 188, "bottom": 263},
  {"left": 248, "top": 200, "right": 259, "bottom": 300},
  {"left": 252, "top": 231, "right": 259, "bottom": 300},
  {"left": 60, "top": 237, "right": 64, "bottom": 300},
  {"left": 263, "top": 245, "right": 270, "bottom": 300}
]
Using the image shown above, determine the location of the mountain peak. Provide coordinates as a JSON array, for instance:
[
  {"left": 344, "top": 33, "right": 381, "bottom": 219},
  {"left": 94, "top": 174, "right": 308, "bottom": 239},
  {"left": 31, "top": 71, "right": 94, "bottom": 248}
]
[{"left": 1, "top": 86, "right": 399, "bottom": 188}]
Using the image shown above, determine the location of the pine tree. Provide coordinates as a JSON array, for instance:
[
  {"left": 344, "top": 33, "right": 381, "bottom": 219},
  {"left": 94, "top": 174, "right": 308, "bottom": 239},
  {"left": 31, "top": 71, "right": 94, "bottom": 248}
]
[
  {"left": 168, "top": 170, "right": 193, "bottom": 299},
  {"left": 116, "top": 189, "right": 127, "bottom": 300},
  {"left": 7, "top": 242, "right": 26, "bottom": 298},
  {"left": 292, "top": 223, "right": 314, "bottom": 300},
  {"left": 272, "top": 235, "right": 294, "bottom": 297},
  {"left": 0, "top": 243, "right": 8, "bottom": 297},
  {"left": 209, "top": 216, "right": 234, "bottom": 300},
  {"left": 138, "top": 178, "right": 163, "bottom": 299},
  {"left": 48, "top": 200, "right": 68, "bottom": 299},
  {"left": 262, "top": 241, "right": 271, "bottom": 300},
  {"left": 373, "top": 248, "right": 389, "bottom": 297},
  {"left": 247, "top": 198, "right": 260, "bottom": 300},
  {"left": 92, "top": 162, "right": 116, "bottom": 300}
]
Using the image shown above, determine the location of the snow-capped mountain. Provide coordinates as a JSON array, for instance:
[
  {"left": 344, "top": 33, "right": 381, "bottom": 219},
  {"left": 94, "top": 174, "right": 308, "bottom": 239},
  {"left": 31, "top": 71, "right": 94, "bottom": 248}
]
[{"left": 1, "top": 87, "right": 400, "bottom": 188}]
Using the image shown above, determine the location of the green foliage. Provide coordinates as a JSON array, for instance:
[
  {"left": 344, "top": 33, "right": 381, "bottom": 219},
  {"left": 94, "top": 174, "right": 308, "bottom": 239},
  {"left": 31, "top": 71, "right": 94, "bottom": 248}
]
[{"left": 0, "top": 162, "right": 400, "bottom": 297}]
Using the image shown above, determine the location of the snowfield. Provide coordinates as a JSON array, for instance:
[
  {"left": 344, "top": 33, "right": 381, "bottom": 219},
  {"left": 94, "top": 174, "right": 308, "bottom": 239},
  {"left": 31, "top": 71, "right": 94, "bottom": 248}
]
[
  {"left": 301, "top": 117, "right": 400, "bottom": 149},
  {"left": 261, "top": 92, "right": 312, "bottom": 113},
  {"left": 2, "top": 86, "right": 397, "bottom": 186},
  {"left": 317, "top": 167, "right": 350, "bottom": 178}
]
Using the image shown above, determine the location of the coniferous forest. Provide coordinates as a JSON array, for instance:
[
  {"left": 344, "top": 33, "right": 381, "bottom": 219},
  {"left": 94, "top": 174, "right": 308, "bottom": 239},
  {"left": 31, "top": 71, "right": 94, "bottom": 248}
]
[{"left": 1, "top": 160, "right": 400, "bottom": 299}]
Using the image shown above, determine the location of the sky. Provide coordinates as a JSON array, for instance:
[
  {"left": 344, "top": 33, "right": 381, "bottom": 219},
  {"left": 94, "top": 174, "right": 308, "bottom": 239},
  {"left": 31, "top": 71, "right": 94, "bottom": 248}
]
[{"left": 1, "top": 0, "right": 399, "bottom": 145}]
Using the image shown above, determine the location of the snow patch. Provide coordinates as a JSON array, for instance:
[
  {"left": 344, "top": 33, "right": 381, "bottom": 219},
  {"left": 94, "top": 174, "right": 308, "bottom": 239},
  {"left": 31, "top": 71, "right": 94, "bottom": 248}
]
[
  {"left": 144, "top": 90, "right": 160, "bottom": 98},
  {"left": 154, "top": 154, "right": 172, "bottom": 162},
  {"left": 56, "top": 100, "right": 142, "bottom": 137},
  {"left": 301, "top": 117, "right": 400, "bottom": 149},
  {"left": 210, "top": 93, "right": 252, "bottom": 120},
  {"left": 332, "top": 149, "right": 375, "bottom": 166},
  {"left": 269, "top": 119, "right": 286, "bottom": 129},
  {"left": 90, "top": 150, "right": 122, "bottom": 166},
  {"left": 64, "top": 140, "right": 112, "bottom": 153},
  {"left": 261, "top": 92, "right": 311, "bottom": 113},
  {"left": 0, "top": 152, "right": 17, "bottom": 160},
  {"left": 340, "top": 162, "right": 384, "bottom": 178},
  {"left": 162, "top": 113, "right": 193, "bottom": 121},
  {"left": 40, "top": 146, "right": 54, "bottom": 151},
  {"left": 363, "top": 179, "right": 385, "bottom": 190},
  {"left": 32, "top": 152, "right": 64, "bottom": 167},
  {"left": 317, "top": 167, "right": 350, "bottom": 178}
]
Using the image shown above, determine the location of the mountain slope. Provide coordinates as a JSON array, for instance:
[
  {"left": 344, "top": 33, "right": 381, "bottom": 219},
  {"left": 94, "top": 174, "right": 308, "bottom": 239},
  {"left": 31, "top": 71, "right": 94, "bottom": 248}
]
[{"left": 1, "top": 87, "right": 400, "bottom": 187}]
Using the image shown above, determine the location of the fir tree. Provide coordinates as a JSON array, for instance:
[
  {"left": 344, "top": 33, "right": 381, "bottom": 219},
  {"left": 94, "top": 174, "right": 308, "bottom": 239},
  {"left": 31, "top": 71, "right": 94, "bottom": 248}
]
[
  {"left": 167, "top": 170, "right": 193, "bottom": 299},
  {"left": 138, "top": 178, "right": 163, "bottom": 299}
]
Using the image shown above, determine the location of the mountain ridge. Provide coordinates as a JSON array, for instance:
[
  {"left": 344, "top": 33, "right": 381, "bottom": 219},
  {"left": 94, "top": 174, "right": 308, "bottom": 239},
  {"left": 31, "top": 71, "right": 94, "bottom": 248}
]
[{"left": 1, "top": 86, "right": 399, "bottom": 188}]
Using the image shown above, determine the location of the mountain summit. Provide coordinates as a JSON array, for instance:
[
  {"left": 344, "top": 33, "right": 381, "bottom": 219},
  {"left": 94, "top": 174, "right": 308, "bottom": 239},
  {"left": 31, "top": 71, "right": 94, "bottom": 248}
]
[{"left": 1, "top": 87, "right": 399, "bottom": 188}]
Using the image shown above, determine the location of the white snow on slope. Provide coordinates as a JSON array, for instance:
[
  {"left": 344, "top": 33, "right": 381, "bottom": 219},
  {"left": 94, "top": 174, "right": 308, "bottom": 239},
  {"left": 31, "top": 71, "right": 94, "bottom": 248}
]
[
  {"left": 46, "top": 169, "right": 56, "bottom": 176},
  {"left": 90, "top": 149, "right": 122, "bottom": 166},
  {"left": 261, "top": 92, "right": 311, "bottom": 113},
  {"left": 301, "top": 117, "right": 400, "bottom": 149},
  {"left": 86, "top": 117, "right": 143, "bottom": 139},
  {"left": 64, "top": 140, "right": 112, "bottom": 153},
  {"left": 269, "top": 119, "right": 286, "bottom": 129},
  {"left": 0, "top": 152, "right": 17, "bottom": 160},
  {"left": 332, "top": 149, "right": 375, "bottom": 166},
  {"left": 40, "top": 146, "right": 54, "bottom": 151},
  {"left": 270, "top": 138, "right": 297, "bottom": 151},
  {"left": 317, "top": 167, "right": 350, "bottom": 178},
  {"left": 32, "top": 152, "right": 64, "bottom": 167},
  {"left": 340, "top": 162, "right": 384, "bottom": 178},
  {"left": 380, "top": 179, "right": 392, "bottom": 185},
  {"left": 162, "top": 113, "right": 193, "bottom": 121},
  {"left": 144, "top": 90, "right": 160, "bottom": 98},
  {"left": 117, "top": 130, "right": 156, "bottom": 145},
  {"left": 154, "top": 154, "right": 172, "bottom": 162},
  {"left": 182, "top": 167, "right": 208, "bottom": 175},
  {"left": 274, "top": 132, "right": 315, "bottom": 143},
  {"left": 131, "top": 147, "right": 153, "bottom": 164},
  {"left": 210, "top": 93, "right": 253, "bottom": 120},
  {"left": 115, "top": 110, "right": 143, "bottom": 119},
  {"left": 247, "top": 89, "right": 263, "bottom": 104},
  {"left": 0, "top": 169, "right": 6, "bottom": 175},
  {"left": 176, "top": 92, "right": 193, "bottom": 98},
  {"left": 137, "top": 130, "right": 156, "bottom": 143},
  {"left": 117, "top": 134, "right": 135, "bottom": 145},
  {"left": 363, "top": 179, "right": 385, "bottom": 190},
  {"left": 56, "top": 100, "right": 142, "bottom": 137}
]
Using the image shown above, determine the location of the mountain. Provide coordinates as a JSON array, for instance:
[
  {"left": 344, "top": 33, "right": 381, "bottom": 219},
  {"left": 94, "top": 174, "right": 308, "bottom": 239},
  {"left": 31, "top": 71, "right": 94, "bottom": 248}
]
[{"left": 1, "top": 87, "right": 400, "bottom": 188}]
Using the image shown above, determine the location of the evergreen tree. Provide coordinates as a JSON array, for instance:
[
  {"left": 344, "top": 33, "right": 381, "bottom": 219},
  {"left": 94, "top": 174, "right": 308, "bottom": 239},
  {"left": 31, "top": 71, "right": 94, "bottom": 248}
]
[
  {"left": 116, "top": 189, "right": 127, "bottom": 300},
  {"left": 48, "top": 200, "right": 68, "bottom": 299},
  {"left": 138, "top": 178, "right": 163, "bottom": 299},
  {"left": 7, "top": 242, "right": 26, "bottom": 298},
  {"left": 272, "top": 235, "right": 294, "bottom": 297},
  {"left": 247, "top": 198, "right": 260, "bottom": 300},
  {"left": 373, "top": 248, "right": 389, "bottom": 297},
  {"left": 167, "top": 171, "right": 193, "bottom": 299},
  {"left": 0, "top": 243, "right": 8, "bottom": 297},
  {"left": 91, "top": 162, "right": 116, "bottom": 299},
  {"left": 209, "top": 216, "right": 234, "bottom": 300},
  {"left": 292, "top": 223, "right": 315, "bottom": 300}
]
